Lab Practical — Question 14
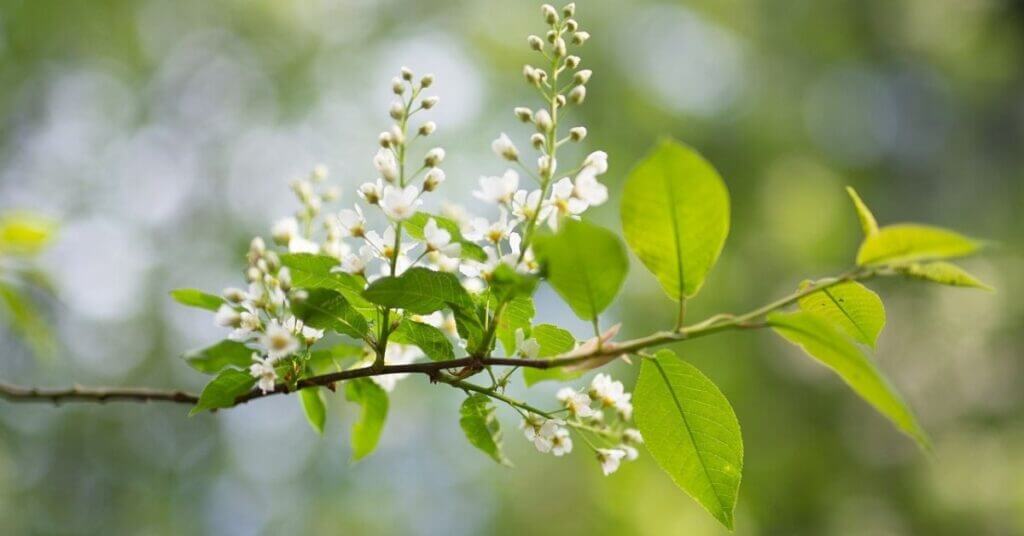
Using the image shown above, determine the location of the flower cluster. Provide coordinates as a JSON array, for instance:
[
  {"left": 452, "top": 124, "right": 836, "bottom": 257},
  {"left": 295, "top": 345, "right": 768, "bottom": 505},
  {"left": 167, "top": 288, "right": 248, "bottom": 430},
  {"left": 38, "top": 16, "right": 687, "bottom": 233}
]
[{"left": 521, "top": 372, "right": 643, "bottom": 476}]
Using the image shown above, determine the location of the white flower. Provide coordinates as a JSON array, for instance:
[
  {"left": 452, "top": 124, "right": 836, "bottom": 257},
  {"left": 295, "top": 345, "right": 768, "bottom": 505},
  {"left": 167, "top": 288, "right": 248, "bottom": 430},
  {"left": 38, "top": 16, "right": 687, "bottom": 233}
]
[
  {"left": 364, "top": 225, "right": 414, "bottom": 262},
  {"left": 271, "top": 217, "right": 299, "bottom": 246},
  {"left": 623, "top": 428, "right": 644, "bottom": 445},
  {"left": 249, "top": 355, "right": 278, "bottom": 394},
  {"left": 424, "top": 147, "right": 445, "bottom": 167},
  {"left": 538, "top": 155, "right": 557, "bottom": 177},
  {"left": 515, "top": 328, "right": 540, "bottom": 359},
  {"left": 463, "top": 208, "right": 511, "bottom": 244},
  {"left": 322, "top": 239, "right": 352, "bottom": 260},
  {"left": 615, "top": 393, "right": 633, "bottom": 420},
  {"left": 491, "top": 133, "right": 519, "bottom": 161},
  {"left": 473, "top": 170, "right": 519, "bottom": 205},
  {"left": 423, "top": 218, "right": 461, "bottom": 257},
  {"left": 546, "top": 177, "right": 588, "bottom": 229},
  {"left": 413, "top": 311, "right": 458, "bottom": 337},
  {"left": 505, "top": 232, "right": 537, "bottom": 273},
  {"left": 557, "top": 387, "right": 596, "bottom": 418},
  {"left": 288, "top": 235, "right": 320, "bottom": 254},
  {"left": 521, "top": 415, "right": 560, "bottom": 453},
  {"left": 427, "top": 250, "right": 461, "bottom": 273},
  {"left": 374, "top": 148, "right": 399, "bottom": 182},
  {"left": 371, "top": 343, "right": 424, "bottom": 391},
  {"left": 381, "top": 185, "right": 421, "bottom": 221},
  {"left": 283, "top": 315, "right": 324, "bottom": 344},
  {"left": 551, "top": 427, "right": 573, "bottom": 456},
  {"left": 338, "top": 206, "right": 365, "bottom": 237},
  {"left": 621, "top": 445, "right": 639, "bottom": 461},
  {"left": 596, "top": 448, "right": 627, "bottom": 475},
  {"left": 359, "top": 179, "right": 384, "bottom": 204},
  {"left": 511, "top": 188, "right": 550, "bottom": 223},
  {"left": 589, "top": 373, "right": 627, "bottom": 408},
  {"left": 214, "top": 305, "right": 240, "bottom": 327},
  {"left": 259, "top": 320, "right": 299, "bottom": 361},
  {"left": 228, "top": 309, "right": 262, "bottom": 341},
  {"left": 340, "top": 245, "right": 374, "bottom": 275},
  {"left": 574, "top": 169, "right": 608, "bottom": 206},
  {"left": 582, "top": 150, "right": 608, "bottom": 175},
  {"left": 423, "top": 168, "right": 445, "bottom": 191}
]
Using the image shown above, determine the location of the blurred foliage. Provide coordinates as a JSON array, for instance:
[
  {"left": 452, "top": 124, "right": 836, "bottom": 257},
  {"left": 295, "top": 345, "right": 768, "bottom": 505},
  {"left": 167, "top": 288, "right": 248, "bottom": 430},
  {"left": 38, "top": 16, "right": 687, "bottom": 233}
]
[{"left": 0, "top": 0, "right": 1022, "bottom": 534}]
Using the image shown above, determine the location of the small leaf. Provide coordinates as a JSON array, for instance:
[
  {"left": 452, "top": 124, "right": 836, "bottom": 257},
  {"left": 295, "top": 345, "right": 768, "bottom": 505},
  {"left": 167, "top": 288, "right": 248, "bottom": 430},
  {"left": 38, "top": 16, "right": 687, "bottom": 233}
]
[
  {"left": 634, "top": 350, "right": 743, "bottom": 530},
  {"left": 184, "top": 340, "right": 254, "bottom": 374},
  {"left": 496, "top": 296, "right": 535, "bottom": 356},
  {"left": 856, "top": 224, "right": 982, "bottom": 266},
  {"left": 488, "top": 264, "right": 539, "bottom": 303},
  {"left": 523, "top": 324, "right": 579, "bottom": 386},
  {"left": 533, "top": 219, "right": 628, "bottom": 321},
  {"left": 621, "top": 139, "right": 730, "bottom": 301},
  {"left": 345, "top": 378, "right": 389, "bottom": 461},
  {"left": 292, "top": 288, "right": 369, "bottom": 339},
  {"left": 0, "top": 212, "right": 56, "bottom": 256},
  {"left": 282, "top": 253, "right": 375, "bottom": 318},
  {"left": 190, "top": 369, "right": 256, "bottom": 415},
  {"left": 459, "top": 394, "right": 511, "bottom": 466},
  {"left": 797, "top": 281, "right": 885, "bottom": 348},
  {"left": 845, "top": 186, "right": 879, "bottom": 236},
  {"left": 299, "top": 387, "right": 327, "bottom": 435},
  {"left": 170, "top": 288, "right": 224, "bottom": 312},
  {"left": 404, "top": 212, "right": 487, "bottom": 262},
  {"left": 390, "top": 318, "right": 455, "bottom": 361},
  {"left": 362, "top": 267, "right": 473, "bottom": 315},
  {"left": 896, "top": 262, "right": 993, "bottom": 291},
  {"left": 768, "top": 311, "right": 930, "bottom": 450}
]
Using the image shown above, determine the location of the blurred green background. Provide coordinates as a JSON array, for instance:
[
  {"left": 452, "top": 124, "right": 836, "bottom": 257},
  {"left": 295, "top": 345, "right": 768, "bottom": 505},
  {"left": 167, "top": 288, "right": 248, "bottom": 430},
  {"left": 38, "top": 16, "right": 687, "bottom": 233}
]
[{"left": 1, "top": 0, "right": 1022, "bottom": 534}]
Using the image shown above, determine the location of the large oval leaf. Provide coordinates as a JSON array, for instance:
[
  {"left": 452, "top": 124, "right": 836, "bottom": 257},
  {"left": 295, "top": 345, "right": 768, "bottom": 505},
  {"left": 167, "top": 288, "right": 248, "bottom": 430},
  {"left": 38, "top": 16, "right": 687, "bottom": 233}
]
[
  {"left": 621, "top": 139, "right": 730, "bottom": 301},
  {"left": 768, "top": 311, "right": 930, "bottom": 450},
  {"left": 189, "top": 369, "right": 256, "bottom": 415},
  {"left": 459, "top": 394, "right": 511, "bottom": 466},
  {"left": 797, "top": 281, "right": 885, "bottom": 348},
  {"left": 362, "top": 267, "right": 473, "bottom": 315},
  {"left": 634, "top": 350, "right": 743, "bottom": 530},
  {"left": 856, "top": 224, "right": 981, "bottom": 266},
  {"left": 345, "top": 378, "right": 389, "bottom": 461},
  {"left": 532, "top": 219, "right": 628, "bottom": 321}
]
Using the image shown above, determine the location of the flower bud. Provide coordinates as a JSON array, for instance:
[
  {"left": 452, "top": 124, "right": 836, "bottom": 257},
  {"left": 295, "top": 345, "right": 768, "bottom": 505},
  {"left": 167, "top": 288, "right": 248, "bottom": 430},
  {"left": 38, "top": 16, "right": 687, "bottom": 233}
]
[
  {"left": 546, "top": 30, "right": 557, "bottom": 43},
  {"left": 538, "top": 155, "right": 557, "bottom": 177},
  {"left": 424, "top": 168, "right": 445, "bottom": 191},
  {"left": 389, "top": 125, "right": 405, "bottom": 146},
  {"left": 401, "top": 66, "right": 414, "bottom": 81},
  {"left": 569, "top": 126, "right": 587, "bottom": 142},
  {"left": 541, "top": 4, "right": 558, "bottom": 24},
  {"left": 223, "top": 287, "right": 248, "bottom": 303},
  {"left": 249, "top": 236, "right": 266, "bottom": 256},
  {"left": 322, "top": 186, "right": 341, "bottom": 202},
  {"left": 572, "top": 31, "right": 590, "bottom": 45},
  {"left": 528, "top": 35, "right": 544, "bottom": 51},
  {"left": 555, "top": 94, "right": 566, "bottom": 108},
  {"left": 531, "top": 133, "right": 546, "bottom": 149},
  {"left": 359, "top": 182, "right": 381, "bottom": 204},
  {"left": 491, "top": 133, "right": 519, "bottom": 162},
  {"left": 312, "top": 164, "right": 329, "bottom": 182},
  {"left": 420, "top": 73, "right": 434, "bottom": 88},
  {"left": 418, "top": 121, "right": 436, "bottom": 136},
  {"left": 389, "top": 101, "right": 405, "bottom": 120},
  {"left": 421, "top": 96, "right": 439, "bottom": 109},
  {"left": 523, "top": 65, "right": 542, "bottom": 86},
  {"left": 565, "top": 55, "right": 580, "bottom": 69},
  {"left": 392, "top": 77, "right": 405, "bottom": 94},
  {"left": 535, "top": 109, "right": 553, "bottom": 132},
  {"left": 569, "top": 85, "right": 586, "bottom": 104},
  {"left": 565, "top": 19, "right": 578, "bottom": 32},
  {"left": 553, "top": 37, "right": 567, "bottom": 57},
  {"left": 514, "top": 107, "right": 534, "bottom": 122},
  {"left": 563, "top": 3, "right": 575, "bottom": 17},
  {"left": 425, "top": 147, "right": 446, "bottom": 167},
  {"left": 574, "top": 69, "right": 592, "bottom": 85}
]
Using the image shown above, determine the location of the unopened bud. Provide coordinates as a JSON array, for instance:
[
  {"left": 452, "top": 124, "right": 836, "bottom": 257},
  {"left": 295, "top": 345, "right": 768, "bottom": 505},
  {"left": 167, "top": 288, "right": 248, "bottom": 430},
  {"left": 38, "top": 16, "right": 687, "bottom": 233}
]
[
  {"left": 569, "top": 85, "right": 586, "bottom": 104},
  {"left": 418, "top": 121, "right": 436, "bottom": 136},
  {"left": 572, "top": 31, "right": 590, "bottom": 45},
  {"left": 565, "top": 19, "right": 578, "bottom": 32},
  {"left": 421, "top": 96, "right": 439, "bottom": 109},
  {"left": 420, "top": 73, "right": 434, "bottom": 88},
  {"left": 392, "top": 77, "right": 405, "bottom": 94},
  {"left": 312, "top": 164, "right": 329, "bottom": 182},
  {"left": 523, "top": 65, "right": 541, "bottom": 86},
  {"left": 555, "top": 94, "right": 566, "bottom": 108},
  {"left": 563, "top": 3, "right": 575, "bottom": 17},
  {"left": 401, "top": 66, "right": 414, "bottom": 81},
  {"left": 424, "top": 168, "right": 445, "bottom": 191},
  {"left": 224, "top": 287, "right": 248, "bottom": 303},
  {"left": 574, "top": 69, "right": 592, "bottom": 85},
  {"left": 546, "top": 30, "right": 557, "bottom": 44},
  {"left": 379, "top": 131, "right": 393, "bottom": 148},
  {"left": 322, "top": 186, "right": 341, "bottom": 202},
  {"left": 541, "top": 4, "right": 558, "bottom": 24},
  {"left": 425, "top": 147, "right": 446, "bottom": 167},
  {"left": 534, "top": 109, "right": 553, "bottom": 132},
  {"left": 528, "top": 35, "right": 544, "bottom": 51},
  {"left": 565, "top": 55, "right": 580, "bottom": 69},
  {"left": 514, "top": 107, "right": 534, "bottom": 122},
  {"left": 538, "top": 155, "right": 557, "bottom": 177},
  {"left": 531, "top": 133, "right": 546, "bottom": 149},
  {"left": 553, "top": 37, "right": 567, "bottom": 57},
  {"left": 389, "top": 125, "right": 405, "bottom": 145},
  {"left": 569, "top": 126, "right": 587, "bottom": 142},
  {"left": 389, "top": 101, "right": 405, "bottom": 120}
]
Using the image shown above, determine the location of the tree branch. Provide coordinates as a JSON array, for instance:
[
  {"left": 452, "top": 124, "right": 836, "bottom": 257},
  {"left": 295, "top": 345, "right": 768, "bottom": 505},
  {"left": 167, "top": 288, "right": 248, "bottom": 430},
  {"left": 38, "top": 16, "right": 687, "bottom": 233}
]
[{"left": 0, "top": 267, "right": 877, "bottom": 408}]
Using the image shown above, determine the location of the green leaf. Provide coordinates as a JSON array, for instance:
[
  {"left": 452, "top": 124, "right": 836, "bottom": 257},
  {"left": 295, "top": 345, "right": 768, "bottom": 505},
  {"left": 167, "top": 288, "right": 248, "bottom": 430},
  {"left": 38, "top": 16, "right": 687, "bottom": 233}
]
[
  {"left": 845, "top": 186, "right": 879, "bottom": 236},
  {"left": 404, "top": 212, "right": 487, "bottom": 262},
  {"left": 307, "top": 343, "right": 366, "bottom": 375},
  {"left": 184, "top": 340, "right": 253, "bottom": 374},
  {"left": 189, "top": 369, "right": 256, "bottom": 415},
  {"left": 458, "top": 394, "right": 511, "bottom": 466},
  {"left": 797, "top": 281, "right": 885, "bottom": 348},
  {"left": 768, "top": 311, "right": 930, "bottom": 450},
  {"left": 390, "top": 318, "right": 455, "bottom": 361},
  {"left": 170, "top": 288, "right": 224, "bottom": 312},
  {"left": 345, "top": 378, "right": 388, "bottom": 461},
  {"left": 856, "top": 224, "right": 982, "bottom": 266},
  {"left": 299, "top": 387, "right": 327, "bottom": 435},
  {"left": 362, "top": 267, "right": 473, "bottom": 315},
  {"left": 634, "top": 350, "right": 743, "bottom": 530},
  {"left": 896, "top": 262, "right": 993, "bottom": 291},
  {"left": 292, "top": 288, "right": 369, "bottom": 339},
  {"left": 523, "top": 324, "right": 579, "bottom": 386},
  {"left": 496, "top": 296, "right": 535, "bottom": 356},
  {"left": 488, "top": 264, "right": 539, "bottom": 303},
  {"left": 0, "top": 212, "right": 56, "bottom": 256},
  {"left": 281, "top": 253, "right": 375, "bottom": 318},
  {"left": 0, "top": 282, "right": 55, "bottom": 358},
  {"left": 532, "top": 219, "right": 628, "bottom": 321},
  {"left": 621, "top": 139, "right": 730, "bottom": 301}
]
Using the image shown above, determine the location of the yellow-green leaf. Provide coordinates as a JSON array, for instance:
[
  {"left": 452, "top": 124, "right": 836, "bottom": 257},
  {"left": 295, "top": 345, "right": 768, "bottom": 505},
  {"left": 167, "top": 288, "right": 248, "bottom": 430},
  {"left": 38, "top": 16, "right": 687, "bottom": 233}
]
[
  {"left": 522, "top": 324, "right": 579, "bottom": 386},
  {"left": 768, "top": 311, "right": 930, "bottom": 450},
  {"left": 634, "top": 350, "right": 743, "bottom": 530},
  {"left": 299, "top": 387, "right": 327, "bottom": 435},
  {"left": 845, "top": 186, "right": 878, "bottom": 236},
  {"left": 345, "top": 378, "right": 388, "bottom": 461},
  {"left": 170, "top": 288, "right": 224, "bottom": 312},
  {"left": 459, "top": 394, "right": 511, "bottom": 466},
  {"left": 897, "top": 262, "right": 993, "bottom": 291},
  {"left": 797, "top": 281, "right": 885, "bottom": 348},
  {"left": 184, "top": 340, "right": 253, "bottom": 374},
  {"left": 0, "top": 213, "right": 56, "bottom": 256},
  {"left": 189, "top": 369, "right": 256, "bottom": 415},
  {"left": 621, "top": 139, "right": 730, "bottom": 301},
  {"left": 856, "top": 224, "right": 981, "bottom": 266}
]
